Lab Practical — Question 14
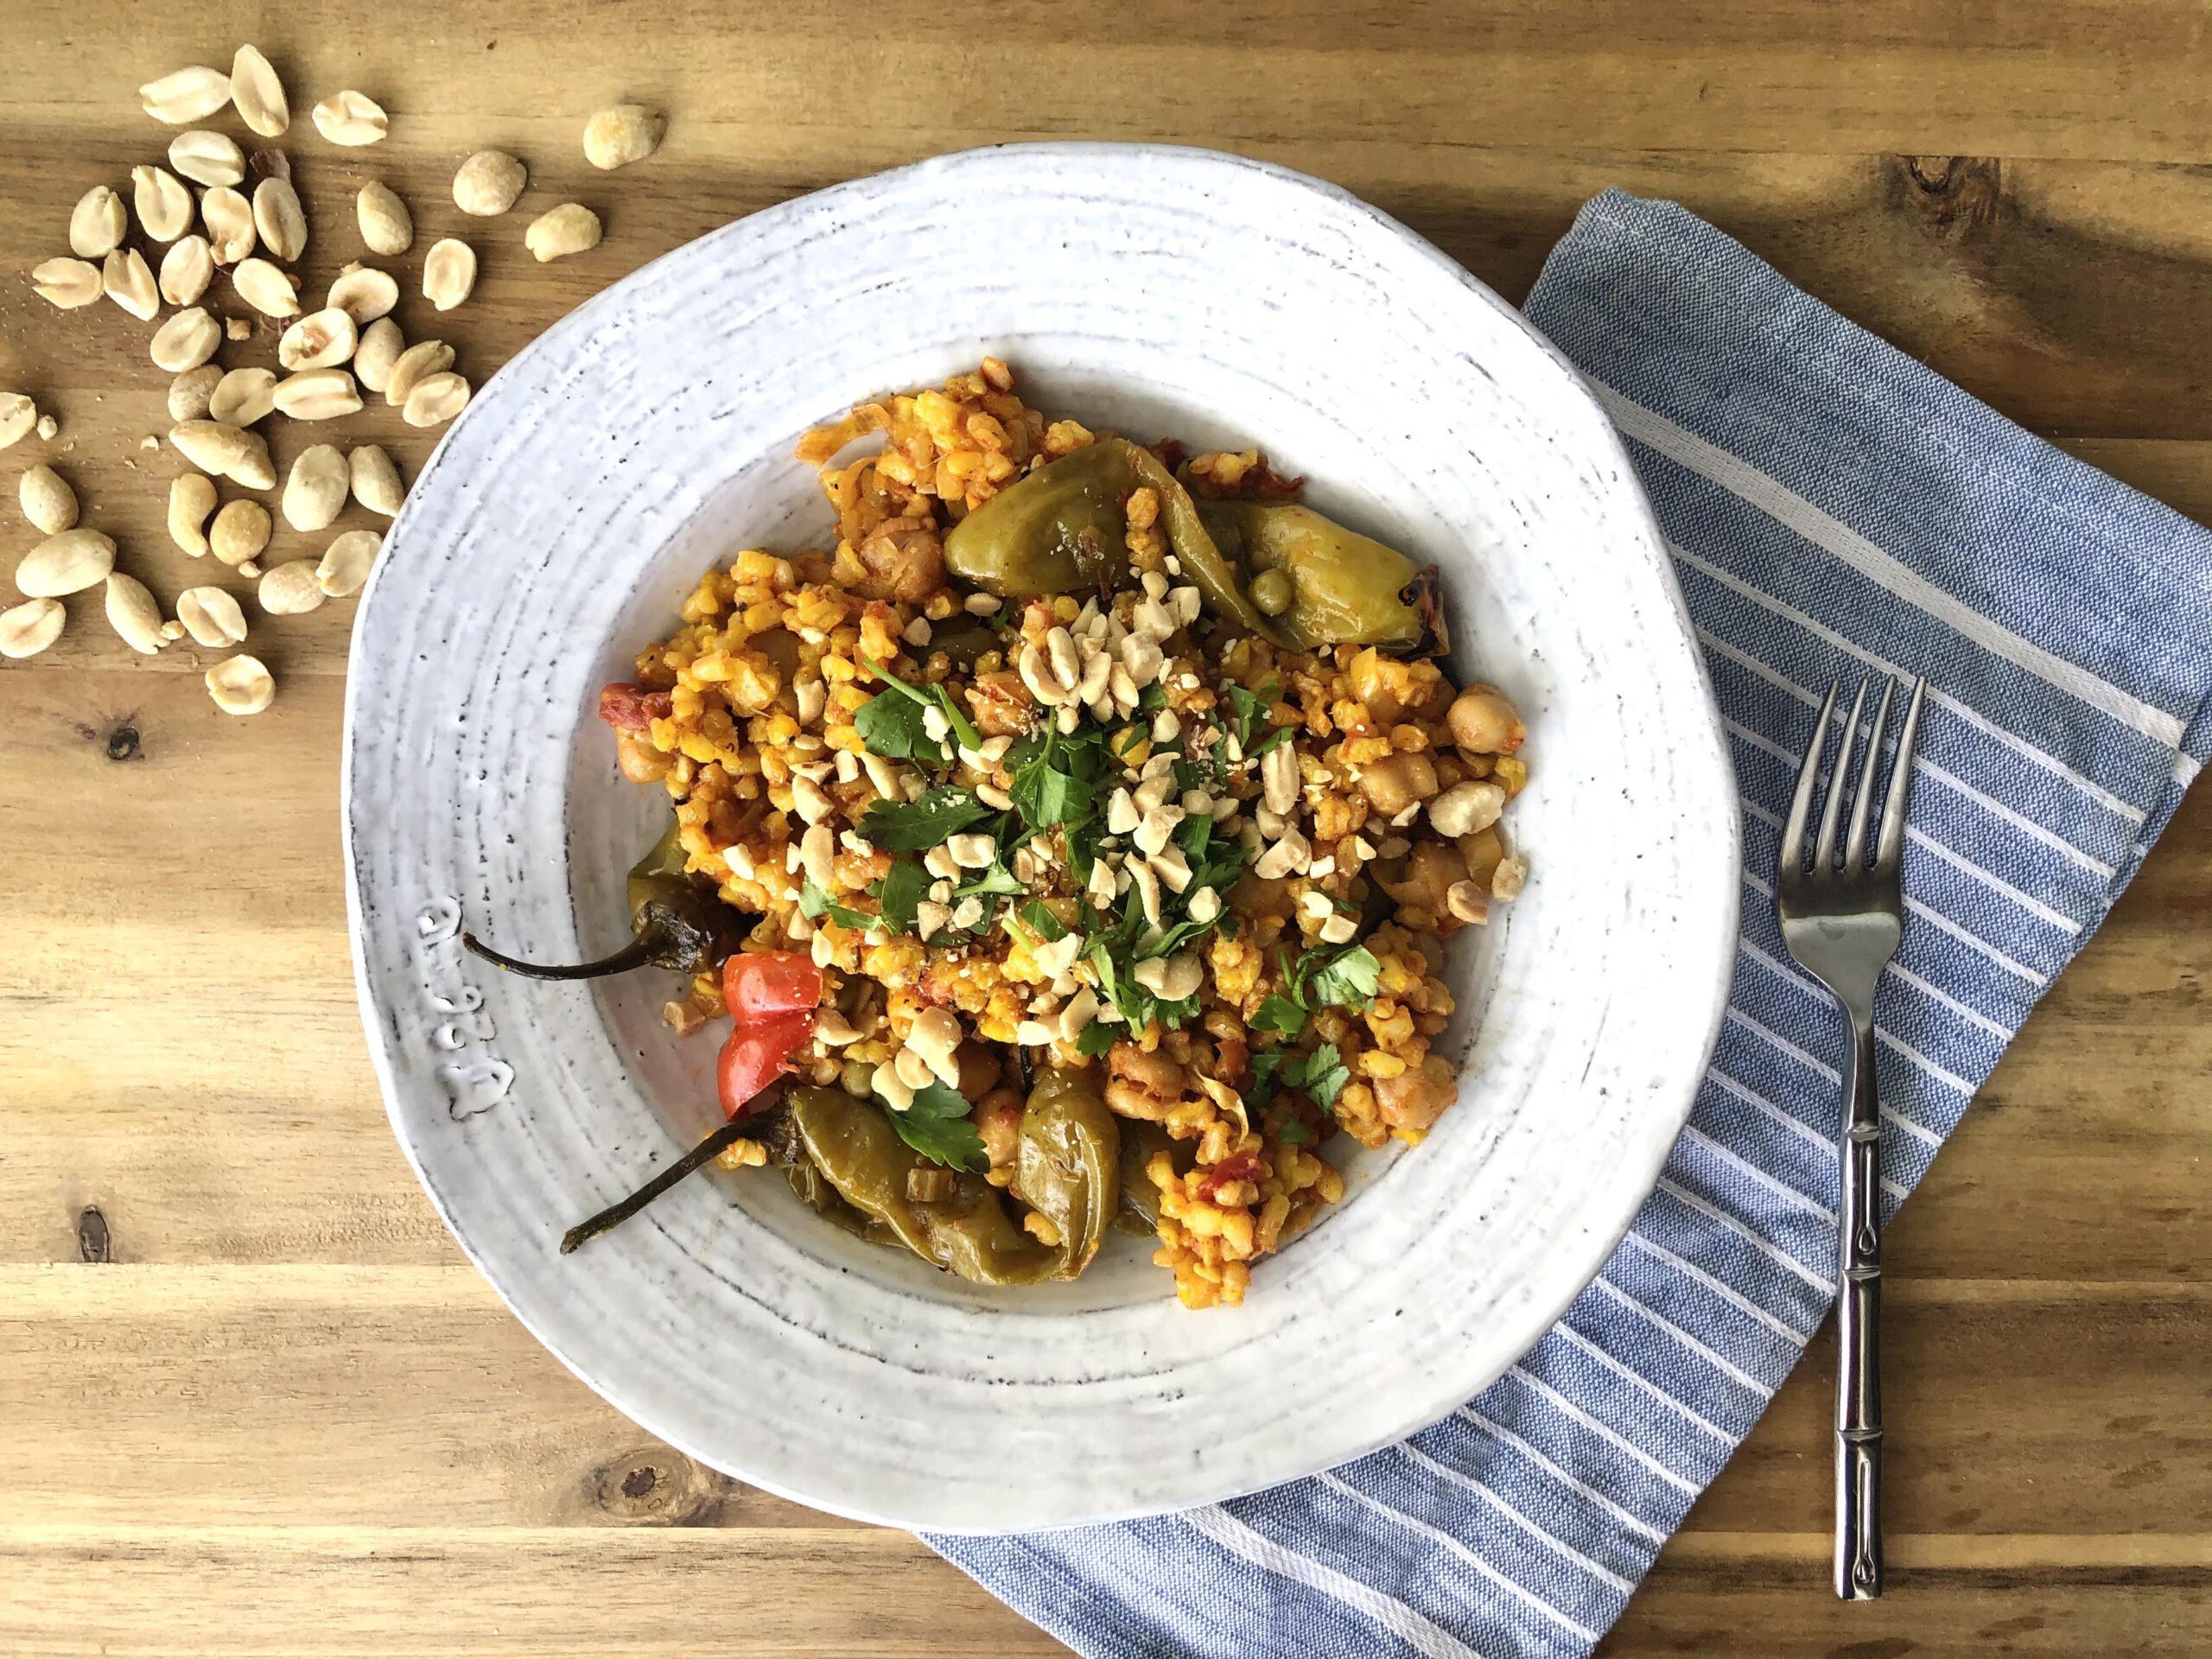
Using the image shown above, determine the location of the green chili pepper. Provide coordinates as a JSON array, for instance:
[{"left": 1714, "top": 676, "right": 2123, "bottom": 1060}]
[
  {"left": 1198, "top": 501, "right": 1427, "bottom": 652},
  {"left": 1009, "top": 1067, "right": 1120, "bottom": 1278},
  {"left": 942, "top": 442, "right": 1133, "bottom": 598},
  {"left": 463, "top": 818, "right": 750, "bottom": 982}
]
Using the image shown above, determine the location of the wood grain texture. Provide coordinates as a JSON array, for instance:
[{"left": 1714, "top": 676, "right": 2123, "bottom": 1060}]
[{"left": 2, "top": 3, "right": 2208, "bottom": 1655}]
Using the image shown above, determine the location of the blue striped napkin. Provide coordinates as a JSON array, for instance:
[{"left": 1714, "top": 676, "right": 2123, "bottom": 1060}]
[{"left": 930, "top": 189, "right": 2212, "bottom": 1657}]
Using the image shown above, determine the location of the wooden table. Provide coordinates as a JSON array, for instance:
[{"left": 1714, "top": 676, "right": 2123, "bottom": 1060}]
[{"left": 4, "top": 5, "right": 2207, "bottom": 1654}]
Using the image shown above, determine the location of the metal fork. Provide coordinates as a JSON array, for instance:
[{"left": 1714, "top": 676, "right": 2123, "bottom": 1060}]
[{"left": 1776, "top": 674, "right": 1927, "bottom": 1601}]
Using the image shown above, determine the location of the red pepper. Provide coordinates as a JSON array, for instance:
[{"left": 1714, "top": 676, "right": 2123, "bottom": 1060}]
[
  {"left": 1195, "top": 1150, "right": 1267, "bottom": 1202},
  {"left": 721, "top": 950, "right": 823, "bottom": 1022},
  {"left": 716, "top": 1010, "right": 815, "bottom": 1120},
  {"left": 598, "top": 682, "right": 673, "bottom": 732}
]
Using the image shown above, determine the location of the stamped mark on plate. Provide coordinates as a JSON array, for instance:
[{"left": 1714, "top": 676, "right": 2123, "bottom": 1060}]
[{"left": 415, "top": 895, "right": 514, "bottom": 1119}]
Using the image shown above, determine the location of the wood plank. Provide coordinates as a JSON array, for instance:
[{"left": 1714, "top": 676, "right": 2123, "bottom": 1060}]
[
  {"left": 0, "top": 1528, "right": 1070, "bottom": 1659},
  {"left": 3, "top": 1265, "right": 2204, "bottom": 1537}
]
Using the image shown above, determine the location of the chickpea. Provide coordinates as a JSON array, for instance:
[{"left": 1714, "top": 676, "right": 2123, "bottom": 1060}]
[
  {"left": 1347, "top": 647, "right": 1407, "bottom": 725},
  {"left": 1357, "top": 750, "right": 1438, "bottom": 817},
  {"left": 1458, "top": 825, "right": 1505, "bottom": 889},
  {"left": 1376, "top": 1054, "right": 1456, "bottom": 1132},
  {"left": 1380, "top": 840, "right": 1471, "bottom": 917},
  {"left": 1447, "top": 683, "right": 1525, "bottom": 755},
  {"left": 615, "top": 733, "right": 671, "bottom": 784}
]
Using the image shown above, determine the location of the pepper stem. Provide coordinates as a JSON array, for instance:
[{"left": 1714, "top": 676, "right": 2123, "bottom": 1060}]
[
  {"left": 559, "top": 1087, "right": 788, "bottom": 1255},
  {"left": 461, "top": 931, "right": 659, "bottom": 981}
]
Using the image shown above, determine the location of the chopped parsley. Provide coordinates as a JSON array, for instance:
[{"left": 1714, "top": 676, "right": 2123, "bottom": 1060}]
[
  {"left": 869, "top": 856, "right": 928, "bottom": 934},
  {"left": 861, "top": 657, "right": 981, "bottom": 760},
  {"left": 1018, "top": 900, "right": 1070, "bottom": 943},
  {"left": 798, "top": 880, "right": 880, "bottom": 932},
  {"left": 1306, "top": 944, "right": 1382, "bottom": 1008},
  {"left": 882, "top": 1080, "right": 987, "bottom": 1170},
  {"left": 1074, "top": 1020, "right": 1116, "bottom": 1058},
  {"left": 1244, "top": 1042, "right": 1346, "bottom": 1119},
  {"left": 1227, "top": 680, "right": 1280, "bottom": 750},
  {"left": 853, "top": 685, "right": 942, "bottom": 763},
  {"left": 860, "top": 785, "right": 993, "bottom": 851}
]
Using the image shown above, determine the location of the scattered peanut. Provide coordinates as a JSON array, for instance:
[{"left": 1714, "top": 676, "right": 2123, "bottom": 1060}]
[
  {"left": 0, "top": 597, "right": 66, "bottom": 659},
  {"left": 140, "top": 66, "right": 234, "bottom": 125},
  {"left": 355, "top": 181, "right": 412, "bottom": 254},
  {"left": 0, "top": 394, "right": 39, "bottom": 449},
  {"left": 258, "top": 558, "right": 326, "bottom": 615},
  {"left": 168, "top": 474, "right": 217, "bottom": 554},
  {"left": 1425, "top": 779, "right": 1507, "bottom": 839},
  {"left": 278, "top": 307, "right": 358, "bottom": 371},
  {"left": 313, "top": 90, "right": 388, "bottom": 145},
  {"left": 168, "top": 129, "right": 245, "bottom": 188},
  {"left": 353, "top": 318, "right": 404, "bottom": 393},
  {"left": 206, "top": 653, "right": 276, "bottom": 715},
  {"left": 31, "top": 257, "right": 103, "bottom": 308},
  {"left": 225, "top": 315, "right": 251, "bottom": 340},
  {"left": 348, "top": 444, "right": 404, "bottom": 516},
  {"left": 104, "top": 572, "right": 165, "bottom": 655},
  {"left": 583, "top": 105, "right": 663, "bottom": 169},
  {"left": 208, "top": 366, "right": 278, "bottom": 427},
  {"left": 252, "top": 175, "right": 308, "bottom": 261},
  {"left": 211, "top": 499, "right": 273, "bottom": 568},
  {"left": 68, "top": 186, "right": 128, "bottom": 257},
  {"left": 229, "top": 46, "right": 289, "bottom": 137},
  {"left": 283, "top": 444, "right": 349, "bottom": 531},
  {"left": 16, "top": 529, "right": 117, "bottom": 597},
  {"left": 35, "top": 415, "right": 56, "bottom": 442},
  {"left": 1491, "top": 855, "right": 1529, "bottom": 901},
  {"left": 524, "top": 202, "right": 601, "bottom": 261},
  {"left": 165, "top": 365, "right": 219, "bottom": 422},
  {"left": 171, "top": 419, "right": 253, "bottom": 477},
  {"left": 273, "top": 367, "right": 364, "bottom": 421},
  {"left": 158, "top": 234, "right": 213, "bottom": 305},
  {"left": 383, "top": 339, "right": 452, "bottom": 406},
  {"left": 232, "top": 256, "right": 299, "bottom": 317},
  {"left": 326, "top": 264, "right": 397, "bottom": 323},
  {"left": 130, "top": 164, "right": 194, "bottom": 241},
  {"left": 149, "top": 306, "right": 221, "bottom": 373},
  {"left": 202, "top": 186, "right": 256, "bottom": 264},
  {"left": 19, "top": 465, "right": 78, "bottom": 536},
  {"left": 452, "top": 149, "right": 526, "bottom": 216},
  {"left": 422, "top": 238, "right": 477, "bottom": 311},
  {"left": 315, "top": 529, "right": 382, "bottom": 596},
  {"left": 102, "top": 247, "right": 159, "bottom": 320},
  {"left": 402, "top": 372, "right": 470, "bottom": 427},
  {"left": 176, "top": 585, "right": 249, "bottom": 647}
]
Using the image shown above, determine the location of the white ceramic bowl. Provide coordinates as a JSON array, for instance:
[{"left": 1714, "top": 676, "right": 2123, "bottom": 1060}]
[{"left": 344, "top": 143, "right": 1738, "bottom": 1533}]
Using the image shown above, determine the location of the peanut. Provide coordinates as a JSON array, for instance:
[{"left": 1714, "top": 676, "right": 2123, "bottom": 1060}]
[
  {"left": 0, "top": 395, "right": 37, "bottom": 449},
  {"left": 103, "top": 248, "right": 159, "bottom": 320},
  {"left": 383, "top": 339, "right": 451, "bottom": 406},
  {"left": 16, "top": 529, "right": 117, "bottom": 597},
  {"left": 131, "top": 164, "right": 194, "bottom": 242},
  {"left": 140, "top": 66, "right": 233, "bottom": 125},
  {"left": 421, "top": 238, "right": 476, "bottom": 311},
  {"left": 68, "top": 186, "right": 128, "bottom": 258},
  {"left": 210, "top": 499, "right": 272, "bottom": 568},
  {"left": 452, "top": 149, "right": 525, "bottom": 216},
  {"left": 252, "top": 176, "right": 308, "bottom": 262},
  {"left": 283, "top": 444, "right": 349, "bottom": 531},
  {"left": 348, "top": 444, "right": 404, "bottom": 516},
  {"left": 583, "top": 105, "right": 663, "bottom": 169},
  {"left": 278, "top": 307, "right": 358, "bottom": 371},
  {"left": 356, "top": 181, "right": 412, "bottom": 255},
  {"left": 31, "top": 257, "right": 103, "bottom": 308},
  {"left": 524, "top": 202, "right": 601, "bottom": 261},
  {"left": 168, "top": 474, "right": 217, "bottom": 555},
  {"left": 158, "top": 235, "right": 213, "bottom": 305},
  {"left": 0, "top": 597, "right": 65, "bottom": 659},
  {"left": 273, "top": 368, "right": 364, "bottom": 421},
  {"left": 315, "top": 529, "right": 382, "bottom": 597},
  {"left": 105, "top": 572, "right": 165, "bottom": 655},
  {"left": 208, "top": 366, "right": 278, "bottom": 427},
  {"left": 168, "top": 129, "right": 245, "bottom": 188},
  {"left": 326, "top": 264, "right": 397, "bottom": 323},
  {"left": 353, "top": 318, "right": 404, "bottom": 393},
  {"left": 403, "top": 372, "right": 470, "bottom": 427},
  {"left": 19, "top": 465, "right": 78, "bottom": 535},
  {"left": 206, "top": 653, "right": 276, "bottom": 715},
  {"left": 149, "top": 307, "right": 220, "bottom": 374},
  {"left": 202, "top": 186, "right": 256, "bottom": 264},
  {"left": 257, "top": 559, "right": 326, "bottom": 615},
  {"left": 168, "top": 365, "right": 221, "bottom": 422},
  {"left": 232, "top": 256, "right": 300, "bottom": 317},
  {"left": 229, "top": 46, "right": 289, "bottom": 137},
  {"left": 313, "top": 90, "right": 388, "bottom": 145},
  {"left": 177, "top": 585, "right": 249, "bottom": 647}
]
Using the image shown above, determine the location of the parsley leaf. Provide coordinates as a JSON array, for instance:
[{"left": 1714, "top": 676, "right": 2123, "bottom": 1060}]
[
  {"left": 799, "top": 880, "right": 880, "bottom": 932},
  {"left": 1298, "top": 1043, "right": 1350, "bottom": 1111},
  {"left": 861, "top": 657, "right": 981, "bottom": 759},
  {"left": 1227, "top": 681, "right": 1279, "bottom": 749},
  {"left": 1018, "top": 900, "right": 1069, "bottom": 943},
  {"left": 1306, "top": 944, "right": 1382, "bottom": 1009},
  {"left": 882, "top": 1081, "right": 988, "bottom": 1170},
  {"left": 872, "top": 856, "right": 927, "bottom": 934},
  {"left": 1245, "top": 723, "right": 1294, "bottom": 760},
  {"left": 1252, "top": 995, "right": 1307, "bottom": 1036},
  {"left": 1246, "top": 1048, "right": 1289, "bottom": 1109},
  {"left": 1075, "top": 1020, "right": 1116, "bottom": 1057},
  {"left": 955, "top": 862, "right": 1026, "bottom": 900},
  {"left": 860, "top": 785, "right": 991, "bottom": 852},
  {"left": 854, "top": 686, "right": 944, "bottom": 763},
  {"left": 1275, "top": 1118, "right": 1313, "bottom": 1144}
]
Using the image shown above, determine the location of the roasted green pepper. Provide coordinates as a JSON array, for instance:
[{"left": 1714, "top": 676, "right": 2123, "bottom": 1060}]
[
  {"left": 463, "top": 819, "right": 751, "bottom": 982},
  {"left": 942, "top": 441, "right": 1133, "bottom": 597},
  {"left": 1010, "top": 1068, "right": 1120, "bottom": 1278},
  {"left": 1198, "top": 501, "right": 1427, "bottom": 652}
]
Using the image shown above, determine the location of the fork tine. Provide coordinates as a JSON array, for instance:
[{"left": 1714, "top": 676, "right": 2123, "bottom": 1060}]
[
  {"left": 1874, "top": 677, "right": 1927, "bottom": 872},
  {"left": 1813, "top": 679, "right": 1869, "bottom": 873},
  {"left": 1781, "top": 681, "right": 1840, "bottom": 877},
  {"left": 1843, "top": 677, "right": 1897, "bottom": 869}
]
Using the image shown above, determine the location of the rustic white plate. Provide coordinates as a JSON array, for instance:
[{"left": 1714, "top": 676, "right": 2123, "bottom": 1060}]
[{"left": 344, "top": 143, "right": 1738, "bottom": 1533}]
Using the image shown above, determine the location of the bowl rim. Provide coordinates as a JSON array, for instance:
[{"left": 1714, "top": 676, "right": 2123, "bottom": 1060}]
[{"left": 342, "top": 139, "right": 1743, "bottom": 1531}]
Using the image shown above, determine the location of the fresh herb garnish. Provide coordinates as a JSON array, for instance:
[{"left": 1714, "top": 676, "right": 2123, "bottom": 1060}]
[
  {"left": 1245, "top": 723, "right": 1294, "bottom": 760},
  {"left": 860, "top": 785, "right": 993, "bottom": 851},
  {"left": 854, "top": 685, "right": 943, "bottom": 763},
  {"left": 1227, "top": 681, "right": 1280, "bottom": 750},
  {"left": 861, "top": 657, "right": 982, "bottom": 759},
  {"left": 1244, "top": 1042, "right": 1345, "bottom": 1119},
  {"left": 1252, "top": 994, "right": 1307, "bottom": 1036},
  {"left": 1018, "top": 900, "right": 1069, "bottom": 943},
  {"left": 1075, "top": 1020, "right": 1116, "bottom": 1058},
  {"left": 882, "top": 1080, "right": 988, "bottom": 1170},
  {"left": 798, "top": 880, "right": 880, "bottom": 932},
  {"left": 871, "top": 856, "right": 928, "bottom": 934},
  {"left": 1275, "top": 1119, "right": 1313, "bottom": 1145},
  {"left": 955, "top": 862, "right": 1027, "bottom": 900},
  {"left": 1306, "top": 944, "right": 1382, "bottom": 1008},
  {"left": 1297, "top": 1042, "right": 1351, "bottom": 1111}
]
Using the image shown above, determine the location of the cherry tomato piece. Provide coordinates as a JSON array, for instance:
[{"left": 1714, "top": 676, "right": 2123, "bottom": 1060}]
[
  {"left": 716, "top": 1010, "right": 815, "bottom": 1119},
  {"left": 598, "top": 682, "right": 673, "bottom": 732},
  {"left": 721, "top": 950, "right": 824, "bottom": 1021}
]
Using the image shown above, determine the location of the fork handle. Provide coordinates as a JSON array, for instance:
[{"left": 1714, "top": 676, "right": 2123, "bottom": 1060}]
[{"left": 1835, "top": 1014, "right": 1884, "bottom": 1599}]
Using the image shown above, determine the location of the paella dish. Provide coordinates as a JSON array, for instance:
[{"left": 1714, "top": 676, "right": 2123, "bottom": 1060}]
[{"left": 467, "top": 359, "right": 1529, "bottom": 1309}]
